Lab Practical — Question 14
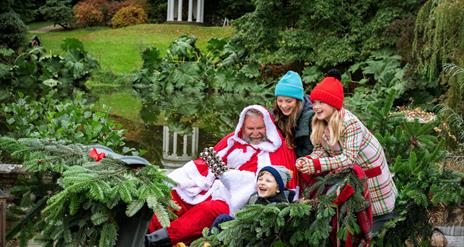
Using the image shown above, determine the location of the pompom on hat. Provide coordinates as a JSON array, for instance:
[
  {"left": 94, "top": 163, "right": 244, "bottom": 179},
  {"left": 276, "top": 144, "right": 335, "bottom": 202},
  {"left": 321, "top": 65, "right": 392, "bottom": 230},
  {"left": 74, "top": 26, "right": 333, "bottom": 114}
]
[
  {"left": 310, "top": 69, "right": 344, "bottom": 110},
  {"left": 274, "top": 71, "right": 304, "bottom": 101},
  {"left": 258, "top": 165, "right": 291, "bottom": 192}
]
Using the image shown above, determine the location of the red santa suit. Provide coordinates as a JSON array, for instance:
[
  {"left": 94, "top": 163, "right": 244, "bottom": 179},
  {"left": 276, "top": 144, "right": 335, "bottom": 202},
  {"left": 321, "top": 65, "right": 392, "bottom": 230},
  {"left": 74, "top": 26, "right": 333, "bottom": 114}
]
[{"left": 148, "top": 105, "right": 298, "bottom": 244}]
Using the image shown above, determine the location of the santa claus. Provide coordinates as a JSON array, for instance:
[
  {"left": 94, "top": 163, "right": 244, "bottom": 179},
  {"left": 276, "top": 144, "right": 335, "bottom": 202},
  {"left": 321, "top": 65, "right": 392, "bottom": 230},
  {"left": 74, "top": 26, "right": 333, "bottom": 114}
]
[{"left": 146, "top": 105, "right": 298, "bottom": 246}]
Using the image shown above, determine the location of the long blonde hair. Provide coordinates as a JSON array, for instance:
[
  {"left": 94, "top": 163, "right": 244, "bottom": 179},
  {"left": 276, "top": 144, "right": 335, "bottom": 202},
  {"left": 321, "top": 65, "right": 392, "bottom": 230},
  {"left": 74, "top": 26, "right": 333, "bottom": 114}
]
[
  {"left": 310, "top": 109, "right": 344, "bottom": 146},
  {"left": 272, "top": 100, "right": 302, "bottom": 148}
]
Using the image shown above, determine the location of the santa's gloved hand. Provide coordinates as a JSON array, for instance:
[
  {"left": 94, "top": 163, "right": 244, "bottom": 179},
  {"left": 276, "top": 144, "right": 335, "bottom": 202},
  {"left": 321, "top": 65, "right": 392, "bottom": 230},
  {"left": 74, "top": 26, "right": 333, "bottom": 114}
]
[{"left": 296, "top": 157, "right": 316, "bottom": 175}]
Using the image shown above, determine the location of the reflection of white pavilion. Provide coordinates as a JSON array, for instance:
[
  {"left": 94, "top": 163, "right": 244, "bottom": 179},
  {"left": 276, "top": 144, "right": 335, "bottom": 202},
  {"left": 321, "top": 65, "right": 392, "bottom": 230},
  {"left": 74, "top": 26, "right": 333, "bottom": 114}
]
[
  {"left": 162, "top": 126, "right": 199, "bottom": 169},
  {"left": 166, "top": 0, "right": 205, "bottom": 23}
]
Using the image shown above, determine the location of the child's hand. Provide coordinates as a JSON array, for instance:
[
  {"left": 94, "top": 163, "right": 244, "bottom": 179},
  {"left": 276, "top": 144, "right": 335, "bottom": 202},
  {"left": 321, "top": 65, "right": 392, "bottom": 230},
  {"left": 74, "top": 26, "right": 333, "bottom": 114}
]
[{"left": 296, "top": 157, "right": 316, "bottom": 175}]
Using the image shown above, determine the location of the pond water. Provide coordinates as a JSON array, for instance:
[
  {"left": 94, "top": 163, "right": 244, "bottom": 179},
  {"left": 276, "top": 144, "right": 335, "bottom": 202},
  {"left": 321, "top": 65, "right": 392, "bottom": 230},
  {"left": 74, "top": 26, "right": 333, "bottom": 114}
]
[{"left": 96, "top": 88, "right": 272, "bottom": 167}]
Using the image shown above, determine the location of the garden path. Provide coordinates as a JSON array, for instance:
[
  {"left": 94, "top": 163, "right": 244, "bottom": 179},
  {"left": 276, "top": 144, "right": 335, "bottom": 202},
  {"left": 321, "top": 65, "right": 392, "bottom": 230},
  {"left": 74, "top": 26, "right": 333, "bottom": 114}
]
[{"left": 30, "top": 25, "right": 63, "bottom": 33}]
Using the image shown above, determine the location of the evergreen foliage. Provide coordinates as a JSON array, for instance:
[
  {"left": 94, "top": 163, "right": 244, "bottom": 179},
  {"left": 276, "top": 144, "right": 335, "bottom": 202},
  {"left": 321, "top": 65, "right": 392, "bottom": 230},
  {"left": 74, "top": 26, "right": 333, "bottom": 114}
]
[
  {"left": 192, "top": 168, "right": 369, "bottom": 247},
  {"left": 38, "top": 0, "right": 74, "bottom": 29},
  {"left": 231, "top": 0, "right": 420, "bottom": 66},
  {"left": 440, "top": 63, "right": 464, "bottom": 147},
  {"left": 364, "top": 91, "right": 464, "bottom": 245},
  {"left": 413, "top": 0, "right": 464, "bottom": 81},
  {"left": 0, "top": 136, "right": 175, "bottom": 247},
  {"left": 0, "top": 10, "right": 27, "bottom": 51},
  {"left": 413, "top": 1, "right": 464, "bottom": 148}
]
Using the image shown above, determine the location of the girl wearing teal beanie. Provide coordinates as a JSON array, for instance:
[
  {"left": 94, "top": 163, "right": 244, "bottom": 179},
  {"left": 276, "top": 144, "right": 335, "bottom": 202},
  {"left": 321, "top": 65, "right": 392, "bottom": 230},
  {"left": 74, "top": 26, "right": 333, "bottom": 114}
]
[{"left": 273, "top": 70, "right": 314, "bottom": 157}]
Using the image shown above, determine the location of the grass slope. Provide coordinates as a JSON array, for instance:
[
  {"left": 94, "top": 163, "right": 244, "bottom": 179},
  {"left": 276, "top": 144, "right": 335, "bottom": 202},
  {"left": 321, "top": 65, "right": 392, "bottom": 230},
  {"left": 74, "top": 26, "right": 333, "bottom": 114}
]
[{"left": 33, "top": 24, "right": 234, "bottom": 73}]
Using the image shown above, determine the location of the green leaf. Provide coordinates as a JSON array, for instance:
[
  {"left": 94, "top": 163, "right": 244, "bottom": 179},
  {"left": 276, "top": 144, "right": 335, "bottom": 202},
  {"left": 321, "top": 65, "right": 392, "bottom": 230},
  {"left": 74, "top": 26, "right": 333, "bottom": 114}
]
[
  {"left": 98, "top": 223, "right": 117, "bottom": 247},
  {"left": 126, "top": 200, "right": 145, "bottom": 217},
  {"left": 91, "top": 211, "right": 109, "bottom": 226},
  {"left": 89, "top": 182, "right": 105, "bottom": 202},
  {"left": 118, "top": 183, "right": 133, "bottom": 203}
]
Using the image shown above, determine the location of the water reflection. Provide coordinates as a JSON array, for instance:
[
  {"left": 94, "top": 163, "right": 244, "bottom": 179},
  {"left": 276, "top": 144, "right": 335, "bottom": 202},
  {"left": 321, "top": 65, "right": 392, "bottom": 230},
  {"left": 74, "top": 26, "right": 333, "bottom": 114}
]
[
  {"left": 110, "top": 91, "right": 271, "bottom": 167},
  {"left": 162, "top": 126, "right": 199, "bottom": 169},
  {"left": 141, "top": 93, "right": 271, "bottom": 166}
]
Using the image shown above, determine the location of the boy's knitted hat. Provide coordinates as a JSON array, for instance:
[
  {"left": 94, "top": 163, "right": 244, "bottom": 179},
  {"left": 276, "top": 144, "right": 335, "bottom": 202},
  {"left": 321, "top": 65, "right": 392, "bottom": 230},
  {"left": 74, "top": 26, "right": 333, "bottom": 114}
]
[
  {"left": 275, "top": 71, "right": 304, "bottom": 101},
  {"left": 259, "top": 165, "right": 291, "bottom": 192},
  {"left": 310, "top": 69, "right": 344, "bottom": 110}
]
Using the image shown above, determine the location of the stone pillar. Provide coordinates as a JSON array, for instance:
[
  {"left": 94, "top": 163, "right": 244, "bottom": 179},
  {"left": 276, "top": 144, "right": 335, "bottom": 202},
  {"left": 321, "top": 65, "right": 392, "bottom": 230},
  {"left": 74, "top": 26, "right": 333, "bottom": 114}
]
[
  {"left": 177, "top": 0, "right": 183, "bottom": 21},
  {"left": 188, "top": 0, "right": 193, "bottom": 22}
]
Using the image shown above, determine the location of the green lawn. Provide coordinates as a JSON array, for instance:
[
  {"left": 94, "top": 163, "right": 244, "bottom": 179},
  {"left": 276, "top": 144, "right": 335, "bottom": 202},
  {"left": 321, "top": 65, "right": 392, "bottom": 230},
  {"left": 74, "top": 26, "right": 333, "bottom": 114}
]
[
  {"left": 32, "top": 24, "right": 235, "bottom": 73},
  {"left": 94, "top": 88, "right": 143, "bottom": 123}
]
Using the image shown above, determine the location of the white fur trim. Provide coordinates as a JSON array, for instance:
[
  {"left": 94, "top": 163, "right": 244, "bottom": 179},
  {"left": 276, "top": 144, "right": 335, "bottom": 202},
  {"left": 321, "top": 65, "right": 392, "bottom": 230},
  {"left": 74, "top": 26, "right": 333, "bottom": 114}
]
[
  {"left": 168, "top": 161, "right": 216, "bottom": 204},
  {"left": 225, "top": 146, "right": 255, "bottom": 169},
  {"left": 232, "top": 105, "right": 282, "bottom": 152},
  {"left": 215, "top": 169, "right": 256, "bottom": 215}
]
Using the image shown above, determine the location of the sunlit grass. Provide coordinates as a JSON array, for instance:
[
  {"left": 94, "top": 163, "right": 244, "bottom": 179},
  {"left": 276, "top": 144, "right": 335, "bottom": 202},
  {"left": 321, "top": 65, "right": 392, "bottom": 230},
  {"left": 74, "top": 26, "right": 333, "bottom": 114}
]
[{"left": 32, "top": 24, "right": 235, "bottom": 73}]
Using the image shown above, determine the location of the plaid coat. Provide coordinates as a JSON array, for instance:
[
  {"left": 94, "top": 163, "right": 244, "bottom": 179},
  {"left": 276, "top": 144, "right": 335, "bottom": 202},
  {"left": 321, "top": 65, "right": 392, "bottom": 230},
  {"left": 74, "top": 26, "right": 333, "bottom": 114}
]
[{"left": 308, "top": 109, "right": 397, "bottom": 216}]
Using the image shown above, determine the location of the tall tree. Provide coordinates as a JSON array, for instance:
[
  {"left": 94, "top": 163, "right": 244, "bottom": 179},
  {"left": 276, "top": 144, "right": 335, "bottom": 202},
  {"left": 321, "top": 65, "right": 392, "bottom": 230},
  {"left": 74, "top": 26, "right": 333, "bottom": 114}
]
[{"left": 231, "top": 0, "right": 420, "bottom": 67}]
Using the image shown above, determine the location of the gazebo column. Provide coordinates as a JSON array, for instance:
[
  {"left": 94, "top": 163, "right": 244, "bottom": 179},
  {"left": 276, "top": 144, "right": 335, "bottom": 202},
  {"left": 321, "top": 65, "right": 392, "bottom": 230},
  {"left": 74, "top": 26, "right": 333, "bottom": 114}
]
[
  {"left": 167, "top": 0, "right": 174, "bottom": 21},
  {"left": 196, "top": 0, "right": 203, "bottom": 23},
  {"left": 188, "top": 0, "right": 193, "bottom": 22},
  {"left": 177, "top": 0, "right": 183, "bottom": 21}
]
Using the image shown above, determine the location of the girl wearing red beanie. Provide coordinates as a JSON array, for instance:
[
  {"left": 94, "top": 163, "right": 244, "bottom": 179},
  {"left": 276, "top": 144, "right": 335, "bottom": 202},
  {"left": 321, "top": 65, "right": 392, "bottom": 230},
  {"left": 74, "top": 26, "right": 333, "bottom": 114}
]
[{"left": 296, "top": 70, "right": 398, "bottom": 233}]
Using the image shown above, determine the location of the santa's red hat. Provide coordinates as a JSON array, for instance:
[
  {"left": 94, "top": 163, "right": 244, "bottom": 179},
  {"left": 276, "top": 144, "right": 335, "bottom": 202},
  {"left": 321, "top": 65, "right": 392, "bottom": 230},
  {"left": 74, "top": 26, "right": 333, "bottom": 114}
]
[{"left": 310, "top": 73, "right": 344, "bottom": 110}]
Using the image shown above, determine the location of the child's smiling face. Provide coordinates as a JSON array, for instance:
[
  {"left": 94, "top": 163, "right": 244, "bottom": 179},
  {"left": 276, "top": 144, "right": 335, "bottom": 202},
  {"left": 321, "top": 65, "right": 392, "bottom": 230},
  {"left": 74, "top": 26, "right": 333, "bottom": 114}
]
[{"left": 256, "top": 171, "right": 279, "bottom": 198}]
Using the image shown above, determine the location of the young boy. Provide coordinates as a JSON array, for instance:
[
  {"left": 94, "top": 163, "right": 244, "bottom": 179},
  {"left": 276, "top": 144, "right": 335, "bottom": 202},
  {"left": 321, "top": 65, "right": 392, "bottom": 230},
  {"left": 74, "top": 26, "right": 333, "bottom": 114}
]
[
  {"left": 248, "top": 165, "right": 294, "bottom": 204},
  {"left": 211, "top": 165, "right": 294, "bottom": 232}
]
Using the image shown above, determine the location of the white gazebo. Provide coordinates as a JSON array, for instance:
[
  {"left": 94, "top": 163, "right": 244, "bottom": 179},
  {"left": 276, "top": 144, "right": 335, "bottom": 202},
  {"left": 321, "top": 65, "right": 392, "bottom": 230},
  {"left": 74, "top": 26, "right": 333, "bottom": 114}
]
[{"left": 166, "top": 0, "right": 205, "bottom": 23}]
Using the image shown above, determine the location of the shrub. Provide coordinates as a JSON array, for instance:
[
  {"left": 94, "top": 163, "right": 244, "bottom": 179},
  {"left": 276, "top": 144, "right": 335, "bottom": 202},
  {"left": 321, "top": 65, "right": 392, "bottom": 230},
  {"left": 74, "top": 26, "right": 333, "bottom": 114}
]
[
  {"left": 0, "top": 11, "right": 27, "bottom": 51},
  {"left": 0, "top": 38, "right": 99, "bottom": 101},
  {"left": 108, "top": 0, "right": 148, "bottom": 18},
  {"left": 73, "top": 1, "right": 104, "bottom": 27},
  {"left": 1, "top": 90, "right": 126, "bottom": 149},
  {"left": 111, "top": 6, "right": 147, "bottom": 28},
  {"left": 38, "top": 0, "right": 74, "bottom": 30},
  {"left": 145, "top": 0, "right": 166, "bottom": 23}
]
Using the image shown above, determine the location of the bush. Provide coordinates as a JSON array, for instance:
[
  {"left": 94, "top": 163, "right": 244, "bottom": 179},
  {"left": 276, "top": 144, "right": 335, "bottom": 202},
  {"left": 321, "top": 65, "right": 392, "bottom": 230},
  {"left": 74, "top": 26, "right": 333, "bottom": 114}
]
[
  {"left": 146, "top": 0, "right": 166, "bottom": 23},
  {"left": 111, "top": 6, "right": 147, "bottom": 28},
  {"left": 0, "top": 38, "right": 99, "bottom": 101},
  {"left": 1, "top": 90, "right": 126, "bottom": 149},
  {"left": 0, "top": 11, "right": 27, "bottom": 51},
  {"left": 108, "top": 0, "right": 148, "bottom": 18},
  {"left": 73, "top": 1, "right": 104, "bottom": 27},
  {"left": 38, "top": 0, "right": 74, "bottom": 29}
]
